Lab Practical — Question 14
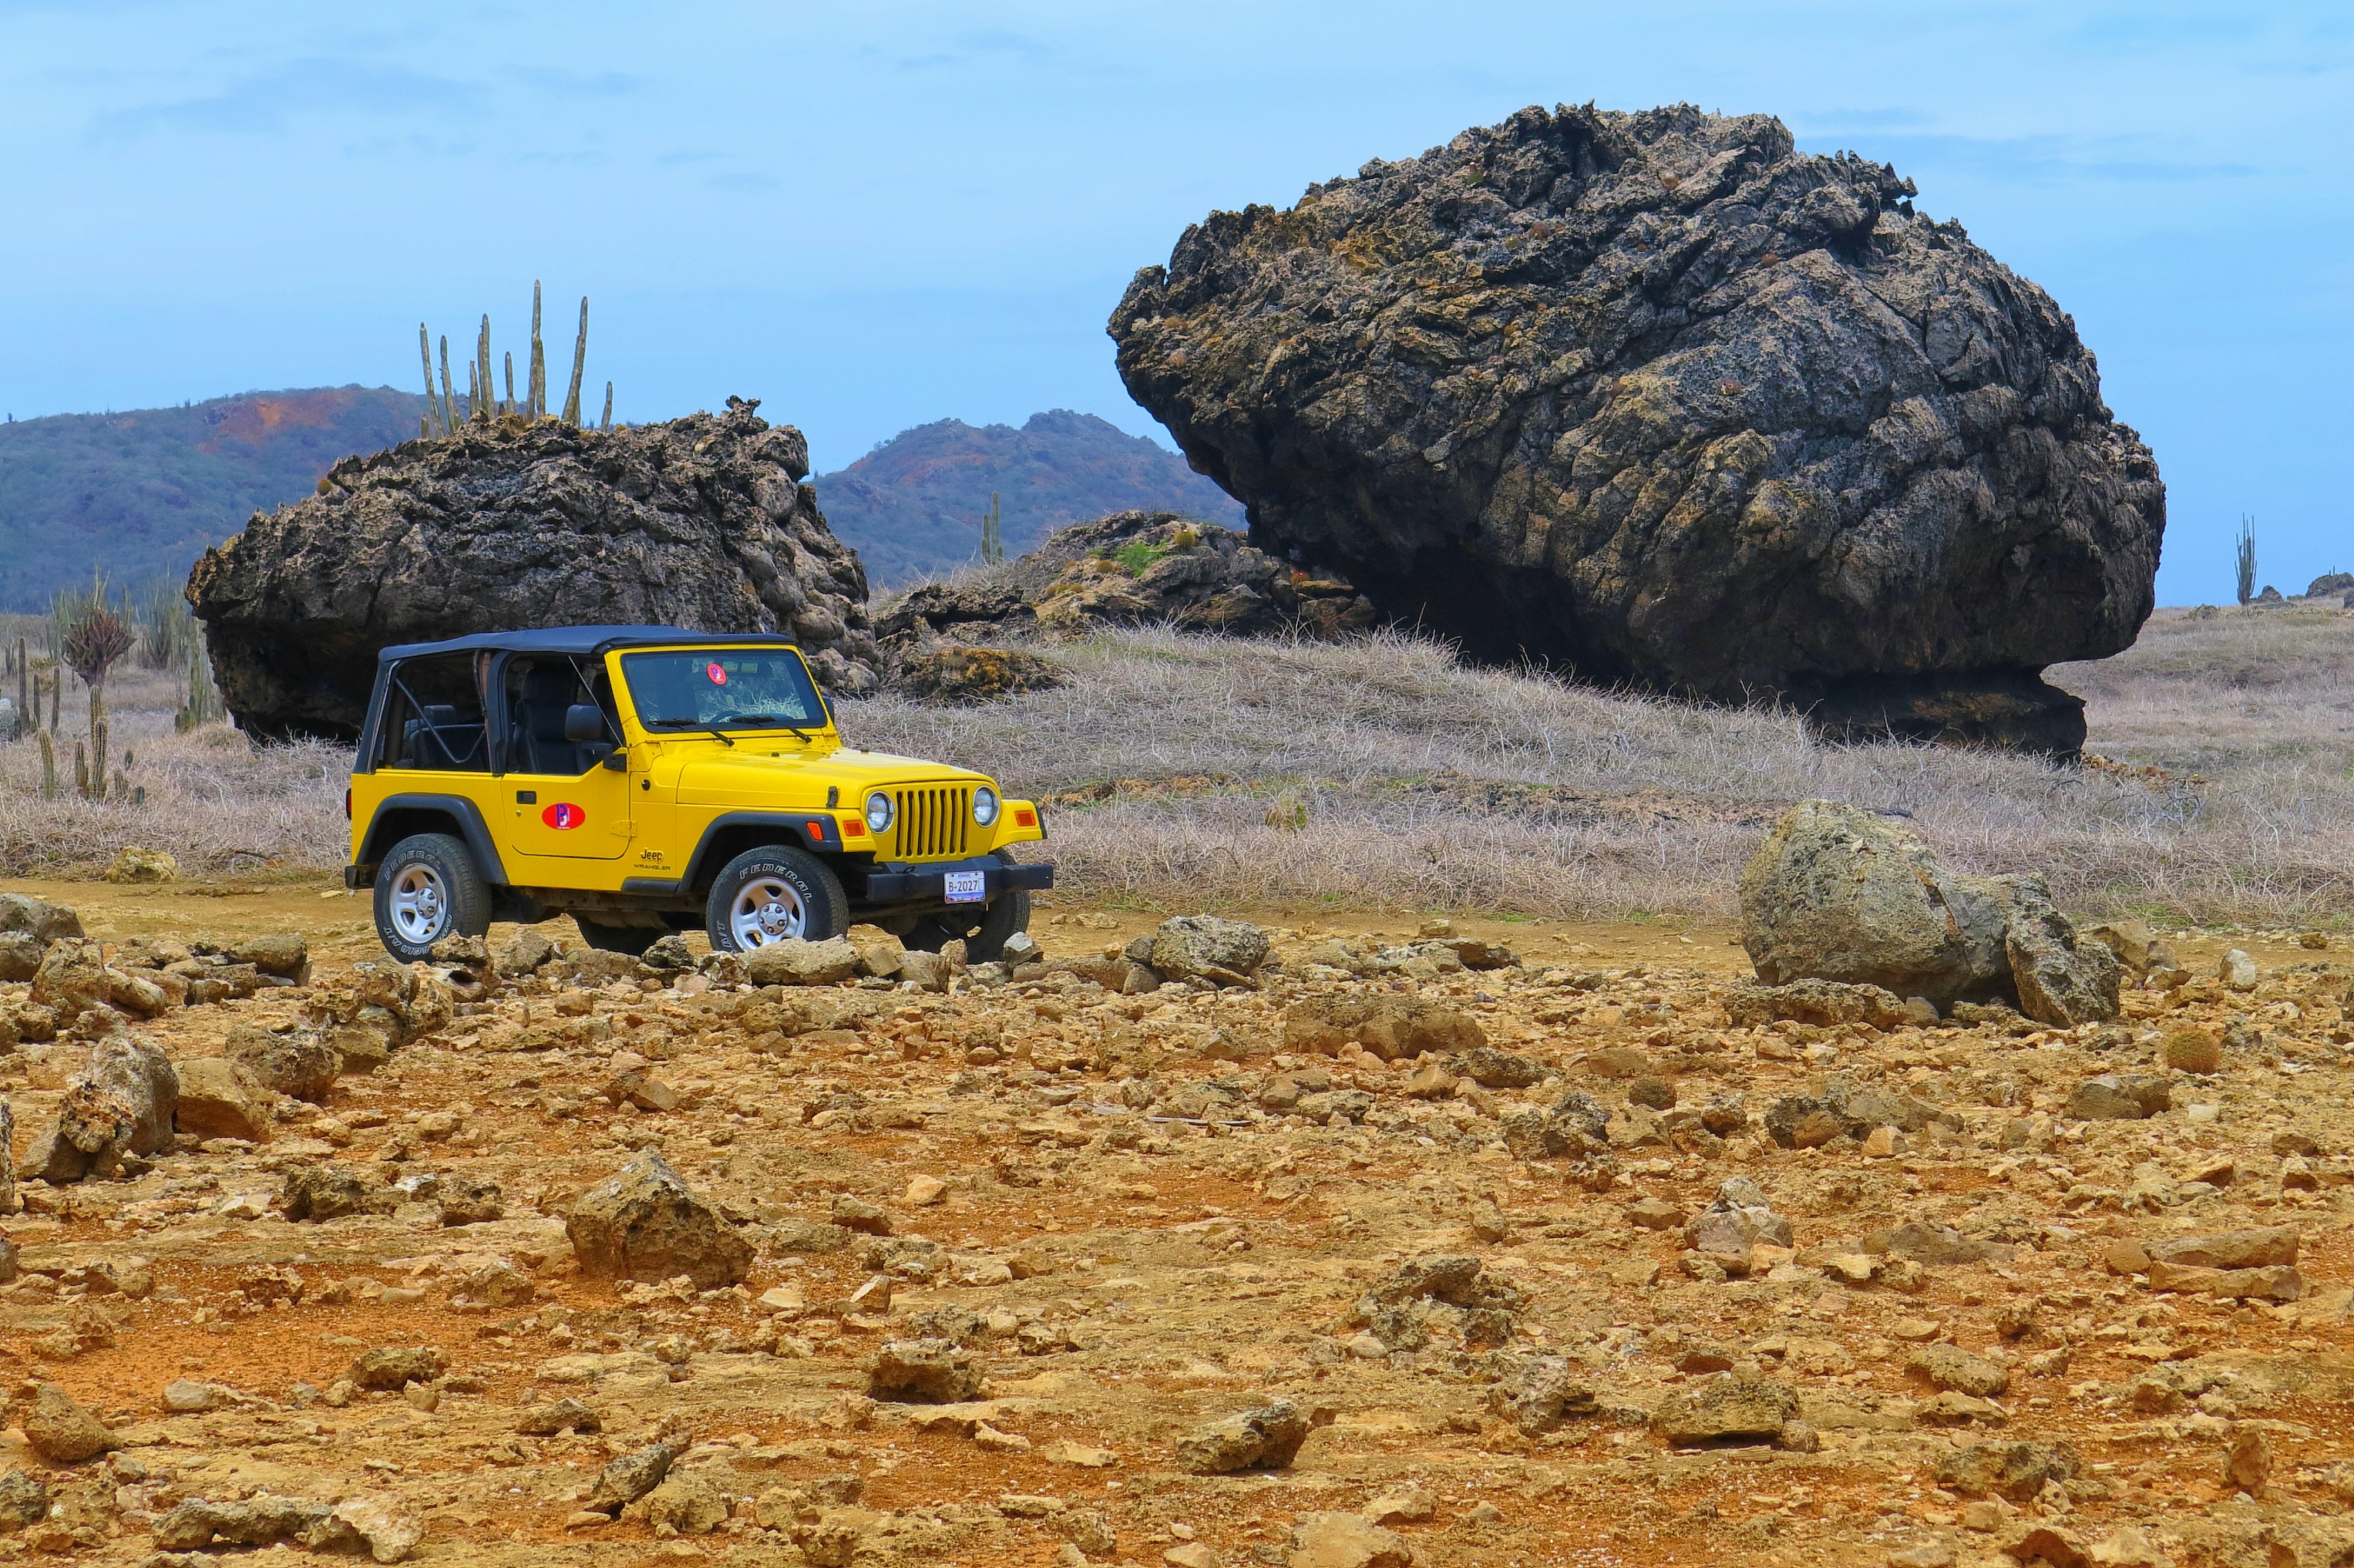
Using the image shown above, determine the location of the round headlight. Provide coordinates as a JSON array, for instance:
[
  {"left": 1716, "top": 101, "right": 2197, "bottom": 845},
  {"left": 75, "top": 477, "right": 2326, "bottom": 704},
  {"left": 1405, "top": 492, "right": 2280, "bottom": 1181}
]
[
  {"left": 972, "top": 786, "right": 999, "bottom": 826},
  {"left": 864, "top": 791, "right": 894, "bottom": 833}
]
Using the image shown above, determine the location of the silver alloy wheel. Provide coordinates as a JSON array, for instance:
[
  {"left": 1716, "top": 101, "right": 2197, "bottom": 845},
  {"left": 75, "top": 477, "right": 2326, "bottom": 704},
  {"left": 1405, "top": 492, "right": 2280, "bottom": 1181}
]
[
  {"left": 730, "top": 877, "right": 806, "bottom": 948},
  {"left": 389, "top": 862, "right": 449, "bottom": 945}
]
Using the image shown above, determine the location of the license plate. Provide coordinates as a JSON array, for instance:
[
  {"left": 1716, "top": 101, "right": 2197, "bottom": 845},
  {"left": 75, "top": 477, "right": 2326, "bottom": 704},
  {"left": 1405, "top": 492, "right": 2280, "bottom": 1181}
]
[{"left": 943, "top": 870, "right": 986, "bottom": 904}]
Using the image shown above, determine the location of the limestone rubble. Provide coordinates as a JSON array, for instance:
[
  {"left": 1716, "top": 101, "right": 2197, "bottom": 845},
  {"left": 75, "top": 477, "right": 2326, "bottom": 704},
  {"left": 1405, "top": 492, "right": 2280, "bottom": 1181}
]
[{"left": 0, "top": 894, "right": 2346, "bottom": 1564}]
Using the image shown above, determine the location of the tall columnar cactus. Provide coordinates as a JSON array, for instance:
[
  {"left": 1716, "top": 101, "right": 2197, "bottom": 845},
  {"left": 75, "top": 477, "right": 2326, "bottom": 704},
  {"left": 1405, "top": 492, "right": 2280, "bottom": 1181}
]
[
  {"left": 40, "top": 731, "right": 55, "bottom": 799},
  {"left": 2235, "top": 516, "right": 2257, "bottom": 606},
  {"left": 528, "top": 280, "right": 546, "bottom": 420},
  {"left": 562, "top": 296, "right": 588, "bottom": 427},
  {"left": 438, "top": 335, "right": 459, "bottom": 433},
  {"left": 14, "top": 637, "right": 25, "bottom": 725},
  {"left": 505, "top": 353, "right": 517, "bottom": 417},
  {"left": 418, "top": 324, "right": 441, "bottom": 435},
  {"left": 476, "top": 314, "right": 495, "bottom": 426},
  {"left": 980, "top": 492, "right": 1005, "bottom": 566},
  {"left": 601, "top": 381, "right": 613, "bottom": 432}
]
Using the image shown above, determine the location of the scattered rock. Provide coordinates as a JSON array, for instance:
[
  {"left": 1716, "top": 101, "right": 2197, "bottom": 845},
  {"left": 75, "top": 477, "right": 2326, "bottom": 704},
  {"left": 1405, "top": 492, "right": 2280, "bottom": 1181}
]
[
  {"left": 1173, "top": 1399, "right": 1313, "bottom": 1474},
  {"left": 1148, "top": 917, "right": 1270, "bottom": 985},
  {"left": 1937, "top": 1442, "right": 2080, "bottom": 1501},
  {"left": 638, "top": 1472, "right": 730, "bottom": 1536},
  {"left": 587, "top": 1441, "right": 679, "bottom": 1515},
  {"left": 347, "top": 1346, "right": 448, "bottom": 1390},
  {"left": 1283, "top": 995, "right": 1486, "bottom": 1060},
  {"left": 868, "top": 1338, "right": 985, "bottom": 1404},
  {"left": 12, "top": 1382, "right": 114, "bottom": 1463},
  {"left": 0, "top": 893, "right": 82, "bottom": 945},
  {"left": 2068, "top": 1073, "right": 2170, "bottom": 1121},
  {"left": 2219, "top": 950, "right": 2258, "bottom": 991},
  {"left": 1487, "top": 1355, "right": 1597, "bottom": 1435},
  {"left": 516, "top": 1398, "right": 601, "bottom": 1436},
  {"left": 1909, "top": 1342, "right": 2010, "bottom": 1397},
  {"left": 27, "top": 1032, "right": 178, "bottom": 1182},
  {"left": 565, "top": 1151, "right": 753, "bottom": 1288},
  {"left": 1651, "top": 1378, "right": 1799, "bottom": 1447},
  {"left": 332, "top": 1494, "right": 426, "bottom": 1563},
  {"left": 1286, "top": 1512, "right": 1411, "bottom": 1568},
  {"left": 173, "top": 1056, "right": 273, "bottom": 1142},
  {"left": 1740, "top": 801, "right": 2114, "bottom": 1017},
  {"left": 103, "top": 846, "right": 179, "bottom": 884},
  {"left": 744, "top": 938, "right": 864, "bottom": 988},
  {"left": 0, "top": 1469, "right": 47, "bottom": 1531},
  {"left": 226, "top": 1024, "right": 341, "bottom": 1102},
  {"left": 1684, "top": 1178, "right": 1792, "bottom": 1257},
  {"left": 280, "top": 1164, "right": 390, "bottom": 1222}
]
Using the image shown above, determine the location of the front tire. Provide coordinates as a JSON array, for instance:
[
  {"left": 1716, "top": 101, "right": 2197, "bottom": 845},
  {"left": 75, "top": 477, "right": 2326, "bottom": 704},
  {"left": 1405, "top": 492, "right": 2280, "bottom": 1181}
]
[
  {"left": 704, "top": 844, "right": 848, "bottom": 953},
  {"left": 373, "top": 832, "right": 491, "bottom": 962},
  {"left": 904, "top": 850, "right": 1032, "bottom": 963}
]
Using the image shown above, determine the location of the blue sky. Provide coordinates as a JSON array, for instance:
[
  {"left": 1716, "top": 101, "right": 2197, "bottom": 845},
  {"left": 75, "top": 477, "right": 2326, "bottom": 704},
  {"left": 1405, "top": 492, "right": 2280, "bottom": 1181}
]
[{"left": 0, "top": 1, "right": 2345, "bottom": 606}]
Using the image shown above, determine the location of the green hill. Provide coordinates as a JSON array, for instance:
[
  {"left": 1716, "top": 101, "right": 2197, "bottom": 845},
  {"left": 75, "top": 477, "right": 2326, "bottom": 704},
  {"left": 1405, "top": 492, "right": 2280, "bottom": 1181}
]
[
  {"left": 0, "top": 386, "right": 429, "bottom": 609},
  {"left": 812, "top": 410, "right": 1243, "bottom": 586}
]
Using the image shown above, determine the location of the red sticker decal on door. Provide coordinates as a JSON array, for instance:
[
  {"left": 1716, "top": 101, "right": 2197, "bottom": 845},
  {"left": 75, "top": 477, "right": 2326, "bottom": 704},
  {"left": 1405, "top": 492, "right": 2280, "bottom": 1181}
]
[
  {"left": 706, "top": 662, "right": 728, "bottom": 685},
  {"left": 542, "top": 802, "right": 585, "bottom": 831}
]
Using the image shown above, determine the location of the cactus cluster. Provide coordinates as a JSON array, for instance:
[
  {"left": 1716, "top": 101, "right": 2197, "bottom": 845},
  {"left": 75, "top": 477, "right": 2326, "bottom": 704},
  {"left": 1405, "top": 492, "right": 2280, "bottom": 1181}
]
[{"left": 417, "top": 281, "right": 612, "bottom": 439}]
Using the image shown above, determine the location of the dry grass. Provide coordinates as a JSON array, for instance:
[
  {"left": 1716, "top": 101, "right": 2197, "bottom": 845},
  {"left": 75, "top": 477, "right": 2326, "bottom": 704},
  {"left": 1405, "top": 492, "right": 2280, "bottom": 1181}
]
[
  {"left": 1, "top": 605, "right": 2346, "bottom": 926},
  {"left": 850, "top": 606, "right": 2354, "bottom": 926}
]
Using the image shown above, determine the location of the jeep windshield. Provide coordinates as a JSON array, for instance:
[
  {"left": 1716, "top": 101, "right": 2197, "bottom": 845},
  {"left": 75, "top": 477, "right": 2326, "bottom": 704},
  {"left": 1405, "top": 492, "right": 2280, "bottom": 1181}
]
[{"left": 619, "top": 648, "right": 829, "bottom": 734}]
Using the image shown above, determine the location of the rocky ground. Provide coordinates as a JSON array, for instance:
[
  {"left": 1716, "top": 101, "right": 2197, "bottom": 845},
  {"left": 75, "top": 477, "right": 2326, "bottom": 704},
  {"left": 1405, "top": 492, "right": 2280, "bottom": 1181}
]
[{"left": 0, "top": 876, "right": 2348, "bottom": 1568}]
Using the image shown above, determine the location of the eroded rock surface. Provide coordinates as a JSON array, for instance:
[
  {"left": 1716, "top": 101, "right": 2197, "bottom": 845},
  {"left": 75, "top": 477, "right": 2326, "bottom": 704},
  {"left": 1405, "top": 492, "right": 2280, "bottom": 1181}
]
[
  {"left": 189, "top": 397, "right": 882, "bottom": 739},
  {"left": 1110, "top": 104, "right": 2163, "bottom": 753}
]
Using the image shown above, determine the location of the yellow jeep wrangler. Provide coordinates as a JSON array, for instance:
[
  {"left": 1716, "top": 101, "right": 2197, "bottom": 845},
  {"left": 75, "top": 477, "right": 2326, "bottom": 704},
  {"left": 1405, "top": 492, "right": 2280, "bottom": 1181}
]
[{"left": 344, "top": 626, "right": 1051, "bottom": 962}]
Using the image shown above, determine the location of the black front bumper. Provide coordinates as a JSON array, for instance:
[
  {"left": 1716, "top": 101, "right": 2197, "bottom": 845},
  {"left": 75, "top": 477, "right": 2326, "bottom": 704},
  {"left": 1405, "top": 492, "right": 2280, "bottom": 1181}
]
[{"left": 859, "top": 856, "right": 1054, "bottom": 904}]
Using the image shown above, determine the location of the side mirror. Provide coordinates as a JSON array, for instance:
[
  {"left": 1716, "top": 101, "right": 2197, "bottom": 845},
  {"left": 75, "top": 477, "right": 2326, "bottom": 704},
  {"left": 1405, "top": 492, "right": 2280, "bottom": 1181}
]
[{"left": 563, "top": 704, "right": 605, "bottom": 744}]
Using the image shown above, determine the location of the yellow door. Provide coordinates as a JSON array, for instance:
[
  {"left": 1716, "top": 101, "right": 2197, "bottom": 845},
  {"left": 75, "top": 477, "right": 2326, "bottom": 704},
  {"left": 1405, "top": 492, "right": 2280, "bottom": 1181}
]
[{"left": 501, "top": 658, "right": 635, "bottom": 861}]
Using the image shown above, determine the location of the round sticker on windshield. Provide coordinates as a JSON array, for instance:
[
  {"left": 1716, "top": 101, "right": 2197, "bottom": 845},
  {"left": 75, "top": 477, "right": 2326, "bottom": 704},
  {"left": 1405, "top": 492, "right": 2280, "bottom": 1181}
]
[{"left": 706, "top": 662, "right": 728, "bottom": 685}]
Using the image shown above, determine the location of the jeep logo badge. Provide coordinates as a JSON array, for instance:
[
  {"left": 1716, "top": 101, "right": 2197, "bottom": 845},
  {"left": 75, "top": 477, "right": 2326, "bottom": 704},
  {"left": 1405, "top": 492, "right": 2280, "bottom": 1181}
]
[{"left": 542, "top": 802, "right": 585, "bottom": 831}]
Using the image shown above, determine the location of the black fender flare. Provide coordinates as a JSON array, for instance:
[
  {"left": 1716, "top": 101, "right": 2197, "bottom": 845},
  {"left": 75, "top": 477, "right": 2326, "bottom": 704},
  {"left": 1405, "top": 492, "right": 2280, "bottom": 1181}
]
[
  {"left": 680, "top": 812, "right": 843, "bottom": 892},
  {"left": 356, "top": 793, "right": 512, "bottom": 886}
]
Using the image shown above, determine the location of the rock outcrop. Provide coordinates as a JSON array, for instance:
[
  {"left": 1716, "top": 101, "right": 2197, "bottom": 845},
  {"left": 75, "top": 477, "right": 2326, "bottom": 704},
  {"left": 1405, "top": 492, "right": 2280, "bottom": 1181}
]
[
  {"left": 874, "top": 511, "right": 1374, "bottom": 656},
  {"left": 1739, "top": 799, "right": 2119, "bottom": 1020},
  {"left": 189, "top": 398, "right": 883, "bottom": 739},
  {"left": 1109, "top": 104, "right": 2164, "bottom": 753}
]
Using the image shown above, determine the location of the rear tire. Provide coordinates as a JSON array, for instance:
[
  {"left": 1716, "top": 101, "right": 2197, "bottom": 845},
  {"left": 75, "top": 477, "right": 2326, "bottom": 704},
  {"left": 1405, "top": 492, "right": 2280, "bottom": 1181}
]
[
  {"left": 373, "top": 832, "right": 491, "bottom": 962},
  {"left": 704, "top": 844, "right": 848, "bottom": 953},
  {"left": 904, "top": 851, "right": 1032, "bottom": 963},
  {"left": 573, "top": 917, "right": 663, "bottom": 956}
]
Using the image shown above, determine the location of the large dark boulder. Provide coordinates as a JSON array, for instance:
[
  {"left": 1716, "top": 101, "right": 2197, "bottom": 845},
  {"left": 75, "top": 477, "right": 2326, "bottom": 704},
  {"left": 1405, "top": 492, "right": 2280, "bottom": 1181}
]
[
  {"left": 1109, "top": 104, "right": 2165, "bottom": 753},
  {"left": 189, "top": 398, "right": 883, "bottom": 739}
]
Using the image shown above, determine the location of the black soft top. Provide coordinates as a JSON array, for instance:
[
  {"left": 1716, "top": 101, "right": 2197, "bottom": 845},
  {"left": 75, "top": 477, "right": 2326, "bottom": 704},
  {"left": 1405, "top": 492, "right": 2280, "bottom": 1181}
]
[{"left": 376, "top": 626, "right": 798, "bottom": 662}]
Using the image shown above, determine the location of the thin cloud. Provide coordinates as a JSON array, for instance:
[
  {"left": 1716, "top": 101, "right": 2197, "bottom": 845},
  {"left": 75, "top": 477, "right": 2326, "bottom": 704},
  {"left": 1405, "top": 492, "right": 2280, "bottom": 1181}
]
[
  {"left": 501, "top": 65, "right": 648, "bottom": 97},
  {"left": 91, "top": 56, "right": 480, "bottom": 140}
]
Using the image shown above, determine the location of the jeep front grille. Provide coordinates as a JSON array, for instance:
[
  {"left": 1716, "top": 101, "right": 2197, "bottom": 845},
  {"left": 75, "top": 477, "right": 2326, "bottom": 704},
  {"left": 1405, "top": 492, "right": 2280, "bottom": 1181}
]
[{"left": 893, "top": 786, "right": 970, "bottom": 861}]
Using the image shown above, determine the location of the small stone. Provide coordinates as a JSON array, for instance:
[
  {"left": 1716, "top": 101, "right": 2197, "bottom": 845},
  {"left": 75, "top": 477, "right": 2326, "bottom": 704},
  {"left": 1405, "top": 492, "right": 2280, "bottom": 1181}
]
[
  {"left": 333, "top": 1493, "right": 425, "bottom": 1562},
  {"left": 2068, "top": 1073, "right": 2169, "bottom": 1121},
  {"left": 1174, "top": 1399, "right": 1312, "bottom": 1474},
  {"left": 1861, "top": 1125, "right": 1899, "bottom": 1158},
  {"left": 2219, "top": 950, "right": 2258, "bottom": 991},
  {"left": 587, "top": 1441, "right": 678, "bottom": 1514},
  {"left": 13, "top": 1382, "right": 114, "bottom": 1463},
  {"left": 1360, "top": 1487, "right": 1434, "bottom": 1526},
  {"left": 832, "top": 1193, "right": 895, "bottom": 1235},
  {"left": 348, "top": 1345, "right": 448, "bottom": 1390},
  {"left": 1935, "top": 1441, "right": 2079, "bottom": 1501},
  {"left": 905, "top": 1174, "right": 947, "bottom": 1207},
  {"left": 1040, "top": 1439, "right": 1119, "bottom": 1468},
  {"left": 869, "top": 1338, "right": 983, "bottom": 1404},
  {"left": 1149, "top": 916, "right": 1270, "bottom": 984},
  {"left": 2087, "top": 1528, "right": 2165, "bottom": 1567},
  {"left": 1889, "top": 1544, "right": 1955, "bottom": 1568},
  {"left": 2099, "top": 1239, "right": 2151, "bottom": 1276},
  {"left": 0, "top": 1469, "right": 49, "bottom": 1530},
  {"left": 162, "top": 1378, "right": 223, "bottom": 1413},
  {"left": 1652, "top": 1378, "right": 1798, "bottom": 1447},
  {"left": 102, "top": 845, "right": 178, "bottom": 883},
  {"left": 1466, "top": 1502, "right": 1505, "bottom": 1526},
  {"left": 1625, "top": 1196, "right": 1685, "bottom": 1231},
  {"left": 973, "top": 1422, "right": 1033, "bottom": 1453},
  {"left": 1910, "top": 1342, "right": 2009, "bottom": 1396},
  {"left": 565, "top": 1151, "right": 752, "bottom": 1288},
  {"left": 516, "top": 1397, "right": 601, "bottom": 1436},
  {"left": 1287, "top": 1510, "right": 1411, "bottom": 1568},
  {"left": 1917, "top": 1391, "right": 2008, "bottom": 1426},
  {"left": 743, "top": 937, "right": 863, "bottom": 986},
  {"left": 1165, "top": 1545, "right": 1221, "bottom": 1568},
  {"left": 173, "top": 1057, "right": 273, "bottom": 1142},
  {"left": 2223, "top": 1428, "right": 2269, "bottom": 1494},
  {"left": 639, "top": 1472, "right": 729, "bottom": 1536}
]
